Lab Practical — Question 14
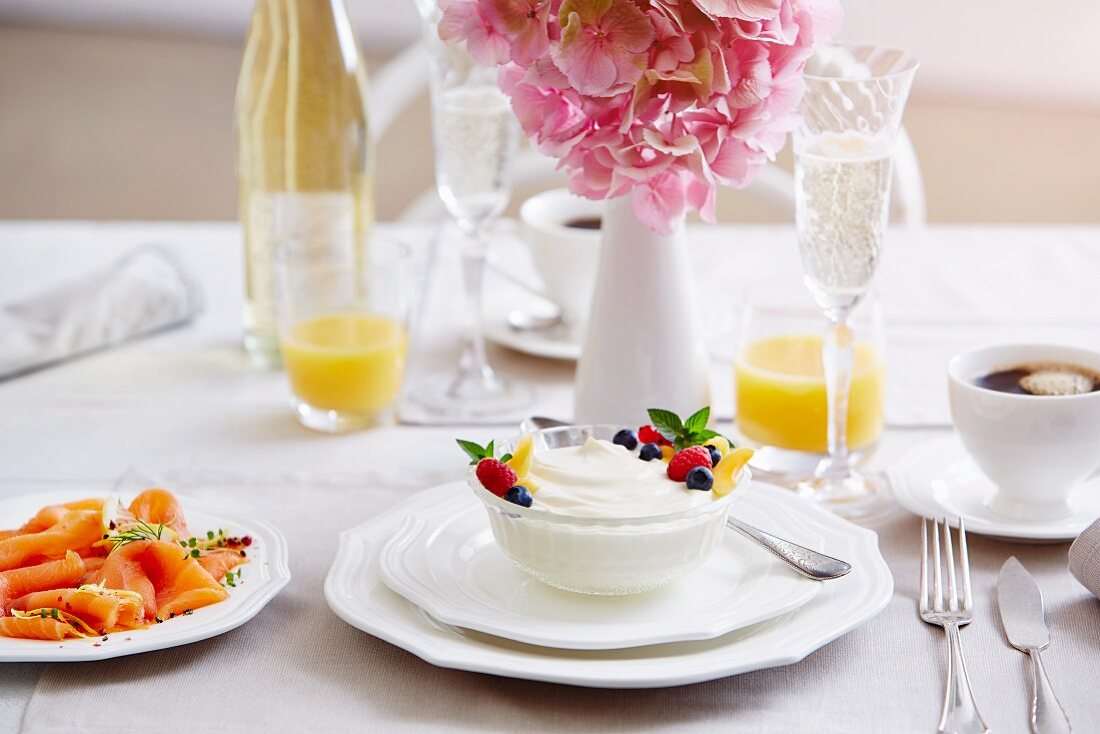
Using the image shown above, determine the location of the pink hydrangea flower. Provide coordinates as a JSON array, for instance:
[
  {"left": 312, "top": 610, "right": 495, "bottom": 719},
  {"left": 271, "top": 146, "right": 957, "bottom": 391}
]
[
  {"left": 553, "top": 0, "right": 656, "bottom": 96},
  {"left": 441, "top": 0, "right": 842, "bottom": 232}
]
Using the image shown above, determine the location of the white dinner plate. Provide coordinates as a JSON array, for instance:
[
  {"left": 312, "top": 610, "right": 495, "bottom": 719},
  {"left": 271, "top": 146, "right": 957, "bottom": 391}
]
[
  {"left": 379, "top": 493, "right": 821, "bottom": 650},
  {"left": 890, "top": 435, "right": 1100, "bottom": 542},
  {"left": 0, "top": 490, "right": 291, "bottom": 662},
  {"left": 325, "top": 481, "right": 892, "bottom": 688}
]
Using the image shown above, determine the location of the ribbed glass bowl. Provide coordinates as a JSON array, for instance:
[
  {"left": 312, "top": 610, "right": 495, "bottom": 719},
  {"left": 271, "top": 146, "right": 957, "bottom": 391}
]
[{"left": 467, "top": 425, "right": 751, "bottom": 595}]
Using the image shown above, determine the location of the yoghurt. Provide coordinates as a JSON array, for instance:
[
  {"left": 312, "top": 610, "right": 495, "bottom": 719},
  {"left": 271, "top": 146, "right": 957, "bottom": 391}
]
[{"left": 529, "top": 437, "right": 714, "bottom": 518}]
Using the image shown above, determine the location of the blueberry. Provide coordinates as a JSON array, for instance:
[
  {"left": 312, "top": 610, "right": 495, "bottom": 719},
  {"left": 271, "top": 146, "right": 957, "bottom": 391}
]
[
  {"left": 706, "top": 445, "right": 722, "bottom": 466},
  {"left": 638, "top": 442, "right": 663, "bottom": 462},
  {"left": 685, "top": 466, "right": 714, "bottom": 491},
  {"left": 612, "top": 428, "right": 639, "bottom": 451},
  {"left": 503, "top": 486, "right": 533, "bottom": 507}
]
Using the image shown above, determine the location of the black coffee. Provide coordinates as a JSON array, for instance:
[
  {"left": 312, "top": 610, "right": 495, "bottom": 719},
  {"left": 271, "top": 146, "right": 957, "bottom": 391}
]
[
  {"left": 564, "top": 216, "right": 601, "bottom": 230},
  {"left": 973, "top": 363, "right": 1100, "bottom": 396}
]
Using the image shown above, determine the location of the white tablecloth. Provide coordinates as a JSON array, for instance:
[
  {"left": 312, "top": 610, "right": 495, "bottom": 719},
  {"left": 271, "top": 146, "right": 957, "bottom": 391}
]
[{"left": 1, "top": 221, "right": 1099, "bottom": 733}]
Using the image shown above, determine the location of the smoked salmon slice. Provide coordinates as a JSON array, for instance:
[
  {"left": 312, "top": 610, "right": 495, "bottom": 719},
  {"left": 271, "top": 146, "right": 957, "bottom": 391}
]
[
  {"left": 89, "top": 540, "right": 228, "bottom": 621},
  {"left": 11, "top": 587, "right": 145, "bottom": 634},
  {"left": 197, "top": 549, "right": 247, "bottom": 583},
  {"left": 128, "top": 489, "right": 189, "bottom": 539},
  {"left": 0, "top": 488, "right": 248, "bottom": 642},
  {"left": 14, "top": 499, "right": 104, "bottom": 535},
  {"left": 0, "top": 616, "right": 84, "bottom": 641},
  {"left": 0, "top": 552, "right": 85, "bottom": 613},
  {"left": 0, "top": 510, "right": 103, "bottom": 572}
]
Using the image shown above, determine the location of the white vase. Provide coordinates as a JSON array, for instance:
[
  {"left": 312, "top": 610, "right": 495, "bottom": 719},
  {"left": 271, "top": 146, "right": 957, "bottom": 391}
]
[{"left": 573, "top": 195, "right": 711, "bottom": 425}]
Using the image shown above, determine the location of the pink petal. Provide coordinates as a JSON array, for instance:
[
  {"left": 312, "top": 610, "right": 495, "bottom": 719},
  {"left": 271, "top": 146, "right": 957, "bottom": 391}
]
[
  {"left": 692, "top": 0, "right": 781, "bottom": 21},
  {"left": 631, "top": 172, "right": 685, "bottom": 235}
]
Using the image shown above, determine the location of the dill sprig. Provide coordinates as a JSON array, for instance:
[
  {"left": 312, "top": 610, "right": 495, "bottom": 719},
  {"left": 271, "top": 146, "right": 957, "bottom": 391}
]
[{"left": 99, "top": 521, "right": 166, "bottom": 555}]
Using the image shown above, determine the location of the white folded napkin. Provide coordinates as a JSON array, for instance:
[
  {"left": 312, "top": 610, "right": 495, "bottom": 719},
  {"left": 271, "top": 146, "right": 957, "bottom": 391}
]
[
  {"left": 0, "top": 244, "right": 203, "bottom": 381},
  {"left": 1068, "top": 517, "right": 1100, "bottom": 598}
]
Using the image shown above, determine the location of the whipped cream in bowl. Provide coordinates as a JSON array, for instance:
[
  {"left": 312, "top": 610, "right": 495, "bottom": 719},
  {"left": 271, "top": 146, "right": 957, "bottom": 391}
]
[{"left": 467, "top": 426, "right": 751, "bottom": 595}]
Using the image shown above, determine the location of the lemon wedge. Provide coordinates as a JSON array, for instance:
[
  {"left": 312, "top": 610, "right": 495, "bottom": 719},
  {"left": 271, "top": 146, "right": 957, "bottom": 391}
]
[
  {"left": 712, "top": 447, "right": 754, "bottom": 497},
  {"left": 506, "top": 435, "right": 535, "bottom": 481},
  {"left": 704, "top": 436, "right": 731, "bottom": 456}
]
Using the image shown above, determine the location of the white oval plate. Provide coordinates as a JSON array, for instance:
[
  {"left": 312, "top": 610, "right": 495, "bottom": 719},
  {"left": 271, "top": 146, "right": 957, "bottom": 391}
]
[
  {"left": 890, "top": 435, "right": 1100, "bottom": 542},
  {"left": 0, "top": 490, "right": 291, "bottom": 662},
  {"left": 325, "top": 481, "right": 892, "bottom": 688},
  {"left": 378, "top": 494, "right": 820, "bottom": 650}
]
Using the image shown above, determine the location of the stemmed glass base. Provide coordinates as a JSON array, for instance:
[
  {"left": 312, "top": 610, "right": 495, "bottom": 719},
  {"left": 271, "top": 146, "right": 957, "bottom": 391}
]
[
  {"left": 409, "top": 367, "right": 533, "bottom": 419},
  {"left": 796, "top": 469, "right": 895, "bottom": 523}
]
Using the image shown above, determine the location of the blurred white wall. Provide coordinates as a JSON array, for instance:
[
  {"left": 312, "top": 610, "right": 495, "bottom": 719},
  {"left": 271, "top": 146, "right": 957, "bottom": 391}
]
[{"left": 0, "top": 0, "right": 1098, "bottom": 222}]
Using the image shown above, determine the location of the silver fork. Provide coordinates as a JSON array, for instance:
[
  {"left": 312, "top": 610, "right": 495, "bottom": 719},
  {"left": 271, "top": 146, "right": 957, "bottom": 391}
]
[{"left": 919, "top": 517, "right": 990, "bottom": 734}]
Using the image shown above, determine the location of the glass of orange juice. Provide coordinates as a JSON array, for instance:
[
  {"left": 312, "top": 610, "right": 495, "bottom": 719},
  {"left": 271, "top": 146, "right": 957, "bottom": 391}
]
[
  {"left": 276, "top": 237, "right": 411, "bottom": 432},
  {"left": 734, "top": 280, "right": 885, "bottom": 480}
]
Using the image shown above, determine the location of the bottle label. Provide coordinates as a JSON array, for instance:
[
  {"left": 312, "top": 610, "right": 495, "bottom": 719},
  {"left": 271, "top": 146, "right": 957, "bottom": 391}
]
[{"left": 245, "top": 191, "right": 356, "bottom": 330}]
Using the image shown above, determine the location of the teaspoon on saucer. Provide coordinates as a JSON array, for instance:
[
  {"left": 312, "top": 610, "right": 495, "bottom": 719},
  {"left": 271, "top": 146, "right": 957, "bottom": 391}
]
[
  {"left": 507, "top": 309, "right": 564, "bottom": 333},
  {"left": 521, "top": 416, "right": 853, "bottom": 580}
]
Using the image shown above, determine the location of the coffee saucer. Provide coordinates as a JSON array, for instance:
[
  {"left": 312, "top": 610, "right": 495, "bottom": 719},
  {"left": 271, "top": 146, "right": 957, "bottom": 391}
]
[
  {"left": 483, "top": 313, "right": 581, "bottom": 362},
  {"left": 890, "top": 434, "right": 1100, "bottom": 542}
]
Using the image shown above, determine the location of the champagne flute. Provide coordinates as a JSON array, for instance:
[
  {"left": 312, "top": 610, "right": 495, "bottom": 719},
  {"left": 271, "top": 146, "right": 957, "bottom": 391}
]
[
  {"left": 408, "top": 15, "right": 533, "bottom": 418},
  {"left": 793, "top": 43, "right": 918, "bottom": 518}
]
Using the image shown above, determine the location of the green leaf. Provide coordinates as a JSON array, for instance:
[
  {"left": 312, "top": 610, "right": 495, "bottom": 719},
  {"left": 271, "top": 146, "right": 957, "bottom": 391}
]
[
  {"left": 694, "top": 429, "right": 721, "bottom": 442},
  {"left": 500, "top": 453, "right": 513, "bottom": 464},
  {"left": 684, "top": 407, "right": 710, "bottom": 433},
  {"left": 456, "top": 439, "right": 491, "bottom": 465},
  {"left": 647, "top": 408, "right": 683, "bottom": 442}
]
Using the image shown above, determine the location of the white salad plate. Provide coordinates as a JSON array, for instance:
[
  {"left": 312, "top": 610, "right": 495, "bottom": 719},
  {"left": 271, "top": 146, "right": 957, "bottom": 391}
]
[
  {"left": 325, "top": 481, "right": 892, "bottom": 688},
  {"left": 890, "top": 434, "right": 1100, "bottom": 542},
  {"left": 378, "top": 495, "right": 820, "bottom": 650},
  {"left": 0, "top": 490, "right": 291, "bottom": 662}
]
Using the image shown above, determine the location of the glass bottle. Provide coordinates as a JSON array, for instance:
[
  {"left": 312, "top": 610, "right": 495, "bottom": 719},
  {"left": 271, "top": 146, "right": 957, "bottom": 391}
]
[{"left": 235, "top": 0, "right": 374, "bottom": 366}]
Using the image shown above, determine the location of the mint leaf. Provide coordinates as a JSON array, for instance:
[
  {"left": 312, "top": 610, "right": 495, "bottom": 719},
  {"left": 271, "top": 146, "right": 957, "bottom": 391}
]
[
  {"left": 500, "top": 453, "right": 513, "bottom": 464},
  {"left": 456, "top": 439, "right": 492, "bottom": 465},
  {"left": 694, "top": 429, "right": 721, "bottom": 442},
  {"left": 647, "top": 408, "right": 683, "bottom": 442},
  {"left": 684, "top": 407, "right": 710, "bottom": 434}
]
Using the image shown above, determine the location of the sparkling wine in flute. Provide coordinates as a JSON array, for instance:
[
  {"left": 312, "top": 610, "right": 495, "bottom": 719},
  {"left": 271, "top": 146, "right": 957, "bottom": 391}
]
[
  {"left": 795, "top": 132, "right": 892, "bottom": 314},
  {"left": 433, "top": 85, "right": 516, "bottom": 229}
]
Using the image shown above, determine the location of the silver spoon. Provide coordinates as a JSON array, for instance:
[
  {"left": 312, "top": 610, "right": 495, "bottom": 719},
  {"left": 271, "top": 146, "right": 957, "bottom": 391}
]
[
  {"left": 522, "top": 416, "right": 853, "bottom": 580},
  {"left": 507, "top": 309, "right": 564, "bottom": 333}
]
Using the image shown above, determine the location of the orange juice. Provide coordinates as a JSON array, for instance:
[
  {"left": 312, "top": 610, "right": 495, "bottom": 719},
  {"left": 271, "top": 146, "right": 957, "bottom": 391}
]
[
  {"left": 735, "top": 334, "right": 884, "bottom": 453},
  {"left": 282, "top": 313, "right": 407, "bottom": 415}
]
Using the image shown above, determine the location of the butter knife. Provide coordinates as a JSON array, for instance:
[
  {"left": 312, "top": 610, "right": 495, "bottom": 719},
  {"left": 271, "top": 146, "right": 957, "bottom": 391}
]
[{"left": 997, "top": 556, "right": 1072, "bottom": 734}]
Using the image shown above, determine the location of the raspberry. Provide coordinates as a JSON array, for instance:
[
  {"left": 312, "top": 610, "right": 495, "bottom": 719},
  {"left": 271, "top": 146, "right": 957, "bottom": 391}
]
[
  {"left": 638, "top": 425, "right": 671, "bottom": 447},
  {"left": 667, "top": 446, "right": 713, "bottom": 482},
  {"left": 476, "top": 459, "right": 518, "bottom": 497}
]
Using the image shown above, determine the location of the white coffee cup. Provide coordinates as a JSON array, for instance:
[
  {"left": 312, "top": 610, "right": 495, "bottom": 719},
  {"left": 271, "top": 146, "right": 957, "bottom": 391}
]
[
  {"left": 519, "top": 188, "right": 602, "bottom": 328},
  {"left": 948, "top": 343, "right": 1100, "bottom": 521}
]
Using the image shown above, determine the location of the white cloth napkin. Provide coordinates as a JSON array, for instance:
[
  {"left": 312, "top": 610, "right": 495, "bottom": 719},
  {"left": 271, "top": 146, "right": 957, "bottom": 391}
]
[
  {"left": 0, "top": 245, "right": 203, "bottom": 381},
  {"left": 1069, "top": 517, "right": 1100, "bottom": 598}
]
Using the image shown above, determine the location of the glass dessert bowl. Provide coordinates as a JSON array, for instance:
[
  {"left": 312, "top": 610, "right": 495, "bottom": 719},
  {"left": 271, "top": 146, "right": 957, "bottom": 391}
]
[{"left": 466, "top": 425, "right": 752, "bottom": 595}]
